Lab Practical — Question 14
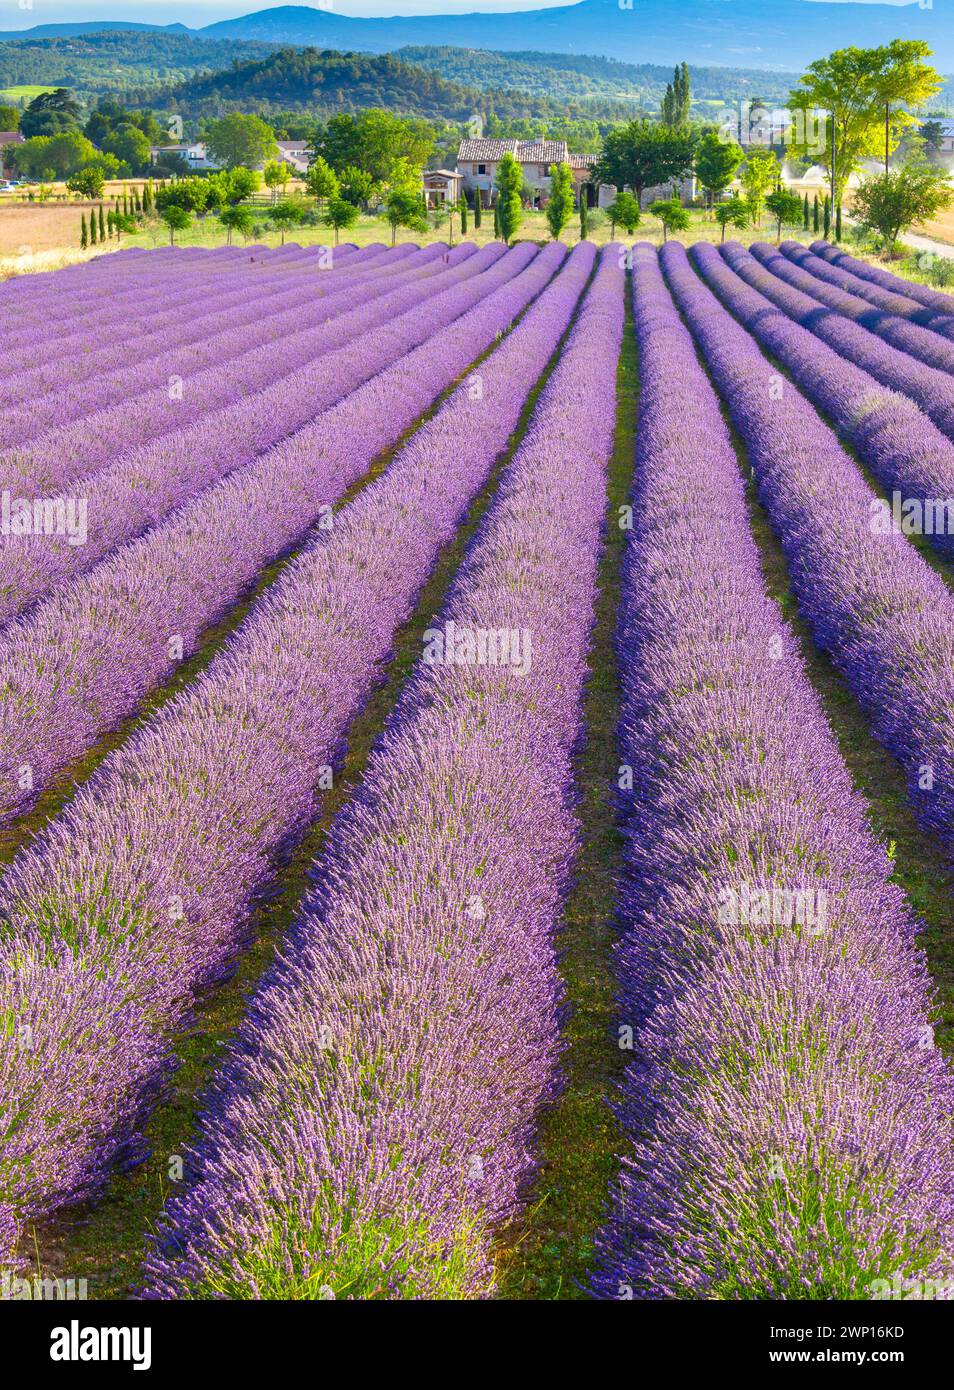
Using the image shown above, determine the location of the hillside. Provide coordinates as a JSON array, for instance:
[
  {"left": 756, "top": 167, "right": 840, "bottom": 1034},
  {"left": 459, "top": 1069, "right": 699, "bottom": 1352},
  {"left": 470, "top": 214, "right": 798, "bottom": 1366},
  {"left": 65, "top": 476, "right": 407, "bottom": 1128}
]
[
  {"left": 196, "top": 0, "right": 954, "bottom": 72},
  {"left": 0, "top": 31, "right": 274, "bottom": 98},
  {"left": 396, "top": 46, "right": 799, "bottom": 107},
  {"left": 149, "top": 44, "right": 636, "bottom": 122},
  {"left": 1, "top": 0, "right": 951, "bottom": 72}
]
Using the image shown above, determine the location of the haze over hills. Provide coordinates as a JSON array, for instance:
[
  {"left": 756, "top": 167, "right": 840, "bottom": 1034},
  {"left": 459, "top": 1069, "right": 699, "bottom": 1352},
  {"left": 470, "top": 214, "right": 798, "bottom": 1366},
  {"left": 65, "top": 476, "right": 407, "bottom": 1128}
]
[{"left": 0, "top": 0, "right": 951, "bottom": 71}]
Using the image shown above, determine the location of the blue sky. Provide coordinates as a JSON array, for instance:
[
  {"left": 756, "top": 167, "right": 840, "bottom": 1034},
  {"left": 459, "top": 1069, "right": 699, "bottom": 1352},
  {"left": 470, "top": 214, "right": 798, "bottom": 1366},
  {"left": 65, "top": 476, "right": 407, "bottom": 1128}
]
[
  {"left": 2, "top": 0, "right": 580, "bottom": 25},
  {"left": 0, "top": 0, "right": 921, "bottom": 30}
]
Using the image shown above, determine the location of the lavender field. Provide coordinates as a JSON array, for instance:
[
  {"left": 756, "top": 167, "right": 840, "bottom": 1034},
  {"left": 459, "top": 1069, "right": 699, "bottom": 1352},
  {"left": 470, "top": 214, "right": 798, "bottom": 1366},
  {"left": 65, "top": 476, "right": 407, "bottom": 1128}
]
[{"left": 1, "top": 235, "right": 953, "bottom": 1303}]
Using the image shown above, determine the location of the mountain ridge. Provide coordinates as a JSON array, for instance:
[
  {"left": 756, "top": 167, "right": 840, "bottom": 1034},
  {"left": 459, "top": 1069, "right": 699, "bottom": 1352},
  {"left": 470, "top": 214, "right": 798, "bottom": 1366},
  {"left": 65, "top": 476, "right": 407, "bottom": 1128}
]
[{"left": 0, "top": 0, "right": 948, "bottom": 70}]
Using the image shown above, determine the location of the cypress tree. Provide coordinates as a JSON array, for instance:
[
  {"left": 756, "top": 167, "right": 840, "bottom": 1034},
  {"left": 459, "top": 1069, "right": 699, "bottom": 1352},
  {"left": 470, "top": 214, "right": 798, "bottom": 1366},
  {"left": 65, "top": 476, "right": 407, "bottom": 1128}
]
[
  {"left": 835, "top": 203, "right": 842, "bottom": 241},
  {"left": 803, "top": 192, "right": 809, "bottom": 229},
  {"left": 473, "top": 192, "right": 481, "bottom": 230},
  {"left": 823, "top": 196, "right": 831, "bottom": 239},
  {"left": 813, "top": 194, "right": 820, "bottom": 233},
  {"left": 98, "top": 205, "right": 106, "bottom": 240},
  {"left": 80, "top": 213, "right": 88, "bottom": 250},
  {"left": 107, "top": 211, "right": 113, "bottom": 239},
  {"left": 460, "top": 194, "right": 467, "bottom": 235},
  {"left": 580, "top": 192, "right": 588, "bottom": 240},
  {"left": 493, "top": 197, "right": 501, "bottom": 240},
  {"left": 89, "top": 211, "right": 96, "bottom": 245}
]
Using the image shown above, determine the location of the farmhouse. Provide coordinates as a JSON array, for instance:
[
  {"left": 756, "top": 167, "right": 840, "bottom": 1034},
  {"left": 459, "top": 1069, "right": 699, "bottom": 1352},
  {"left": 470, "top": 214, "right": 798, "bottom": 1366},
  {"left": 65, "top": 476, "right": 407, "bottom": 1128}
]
[
  {"left": 422, "top": 168, "right": 463, "bottom": 207},
  {"left": 456, "top": 137, "right": 694, "bottom": 210},
  {"left": 276, "top": 140, "right": 311, "bottom": 175},
  {"left": 456, "top": 138, "right": 590, "bottom": 207},
  {"left": 149, "top": 140, "right": 220, "bottom": 171}
]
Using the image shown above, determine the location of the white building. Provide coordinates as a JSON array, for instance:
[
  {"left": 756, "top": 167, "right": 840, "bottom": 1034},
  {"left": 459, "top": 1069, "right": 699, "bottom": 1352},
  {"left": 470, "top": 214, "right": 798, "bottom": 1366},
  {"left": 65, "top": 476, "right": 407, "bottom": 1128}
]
[
  {"left": 149, "top": 141, "right": 221, "bottom": 171},
  {"left": 276, "top": 141, "right": 311, "bottom": 176}
]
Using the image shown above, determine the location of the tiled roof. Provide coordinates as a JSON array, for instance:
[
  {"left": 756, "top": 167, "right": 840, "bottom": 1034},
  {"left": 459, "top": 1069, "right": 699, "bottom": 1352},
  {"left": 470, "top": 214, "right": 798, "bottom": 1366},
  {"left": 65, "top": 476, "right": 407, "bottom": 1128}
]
[
  {"left": 0, "top": 131, "right": 25, "bottom": 145},
  {"left": 568, "top": 152, "right": 599, "bottom": 170},
  {"left": 457, "top": 138, "right": 570, "bottom": 164}
]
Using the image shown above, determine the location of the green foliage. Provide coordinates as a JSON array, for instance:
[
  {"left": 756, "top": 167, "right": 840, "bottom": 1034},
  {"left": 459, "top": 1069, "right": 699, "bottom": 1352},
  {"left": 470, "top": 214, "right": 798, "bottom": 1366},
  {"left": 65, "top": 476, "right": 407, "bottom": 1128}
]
[
  {"left": 205, "top": 112, "right": 278, "bottom": 171},
  {"left": 304, "top": 155, "right": 339, "bottom": 205},
  {"left": 661, "top": 62, "right": 691, "bottom": 124},
  {"left": 606, "top": 190, "right": 641, "bottom": 236},
  {"left": 313, "top": 109, "right": 433, "bottom": 186},
  {"left": 338, "top": 165, "right": 378, "bottom": 209},
  {"left": 218, "top": 204, "right": 256, "bottom": 245},
  {"left": 579, "top": 192, "right": 588, "bottom": 240},
  {"left": 66, "top": 165, "right": 105, "bottom": 200},
  {"left": 19, "top": 87, "right": 81, "bottom": 139},
  {"left": 853, "top": 160, "right": 954, "bottom": 251},
  {"left": 788, "top": 42, "right": 942, "bottom": 200},
  {"left": 80, "top": 213, "right": 88, "bottom": 250},
  {"left": 263, "top": 158, "right": 289, "bottom": 200},
  {"left": 650, "top": 196, "right": 691, "bottom": 241},
  {"left": 12, "top": 130, "right": 101, "bottom": 179},
  {"left": 593, "top": 119, "right": 695, "bottom": 201},
  {"left": 0, "top": 104, "right": 20, "bottom": 131},
  {"left": 545, "top": 161, "right": 574, "bottom": 241},
  {"left": 383, "top": 186, "right": 427, "bottom": 245},
  {"left": 765, "top": 187, "right": 805, "bottom": 242},
  {"left": 694, "top": 130, "right": 744, "bottom": 208},
  {"left": 159, "top": 203, "right": 192, "bottom": 244},
  {"left": 741, "top": 148, "right": 780, "bottom": 226},
  {"left": 322, "top": 195, "right": 360, "bottom": 244},
  {"left": 266, "top": 197, "right": 308, "bottom": 244},
  {"left": 495, "top": 150, "right": 523, "bottom": 245},
  {"left": 715, "top": 194, "right": 749, "bottom": 242}
]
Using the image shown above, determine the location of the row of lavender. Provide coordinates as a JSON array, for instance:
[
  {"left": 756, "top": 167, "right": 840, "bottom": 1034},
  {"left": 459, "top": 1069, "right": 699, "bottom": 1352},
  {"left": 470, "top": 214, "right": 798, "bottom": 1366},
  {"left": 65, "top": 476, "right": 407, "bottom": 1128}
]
[
  {"left": 0, "top": 242, "right": 539, "bottom": 825},
  {"left": 142, "top": 244, "right": 624, "bottom": 1300},
  {"left": 687, "top": 241, "right": 954, "bottom": 562},
  {"left": 2, "top": 244, "right": 450, "bottom": 495},
  {"left": 0, "top": 241, "right": 596, "bottom": 1274},
  {"left": 0, "top": 242, "right": 383, "bottom": 423},
  {"left": 669, "top": 239, "right": 954, "bottom": 852},
  {"left": 718, "top": 240, "right": 954, "bottom": 439},
  {"left": 0, "top": 244, "right": 487, "bottom": 624},
  {"left": 594, "top": 244, "right": 954, "bottom": 1299},
  {"left": 0, "top": 243, "right": 322, "bottom": 356}
]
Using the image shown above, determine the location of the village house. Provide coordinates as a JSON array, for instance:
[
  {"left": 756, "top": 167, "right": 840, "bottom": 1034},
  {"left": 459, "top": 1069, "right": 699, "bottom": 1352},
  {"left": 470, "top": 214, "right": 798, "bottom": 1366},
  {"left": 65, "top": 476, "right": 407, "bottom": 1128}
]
[
  {"left": 149, "top": 141, "right": 220, "bottom": 171},
  {"left": 147, "top": 140, "right": 309, "bottom": 175},
  {"left": 422, "top": 168, "right": 464, "bottom": 208},
  {"left": 455, "top": 137, "right": 694, "bottom": 211},
  {"left": 275, "top": 140, "right": 311, "bottom": 176},
  {"left": 456, "top": 138, "right": 588, "bottom": 208}
]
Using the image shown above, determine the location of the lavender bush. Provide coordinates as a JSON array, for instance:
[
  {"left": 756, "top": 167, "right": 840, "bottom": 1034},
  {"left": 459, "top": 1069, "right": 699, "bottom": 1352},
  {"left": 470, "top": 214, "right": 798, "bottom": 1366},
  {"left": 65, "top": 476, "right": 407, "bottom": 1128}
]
[
  {"left": 142, "top": 245, "right": 624, "bottom": 1300},
  {"left": 0, "top": 244, "right": 546, "bottom": 822},
  {"left": 0, "top": 241, "right": 595, "bottom": 1271},
  {"left": 660, "top": 240, "right": 954, "bottom": 852},
  {"left": 592, "top": 242, "right": 954, "bottom": 1300},
  {"left": 687, "top": 242, "right": 954, "bottom": 561},
  {"left": 0, "top": 246, "right": 487, "bottom": 622}
]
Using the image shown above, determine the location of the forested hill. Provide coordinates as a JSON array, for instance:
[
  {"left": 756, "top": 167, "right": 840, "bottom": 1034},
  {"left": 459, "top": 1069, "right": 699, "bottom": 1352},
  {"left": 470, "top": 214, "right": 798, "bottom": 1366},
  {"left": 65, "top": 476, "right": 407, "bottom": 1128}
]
[
  {"left": 145, "top": 45, "right": 638, "bottom": 122},
  {"left": 0, "top": 31, "right": 275, "bottom": 97},
  {"left": 395, "top": 47, "right": 797, "bottom": 107}
]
